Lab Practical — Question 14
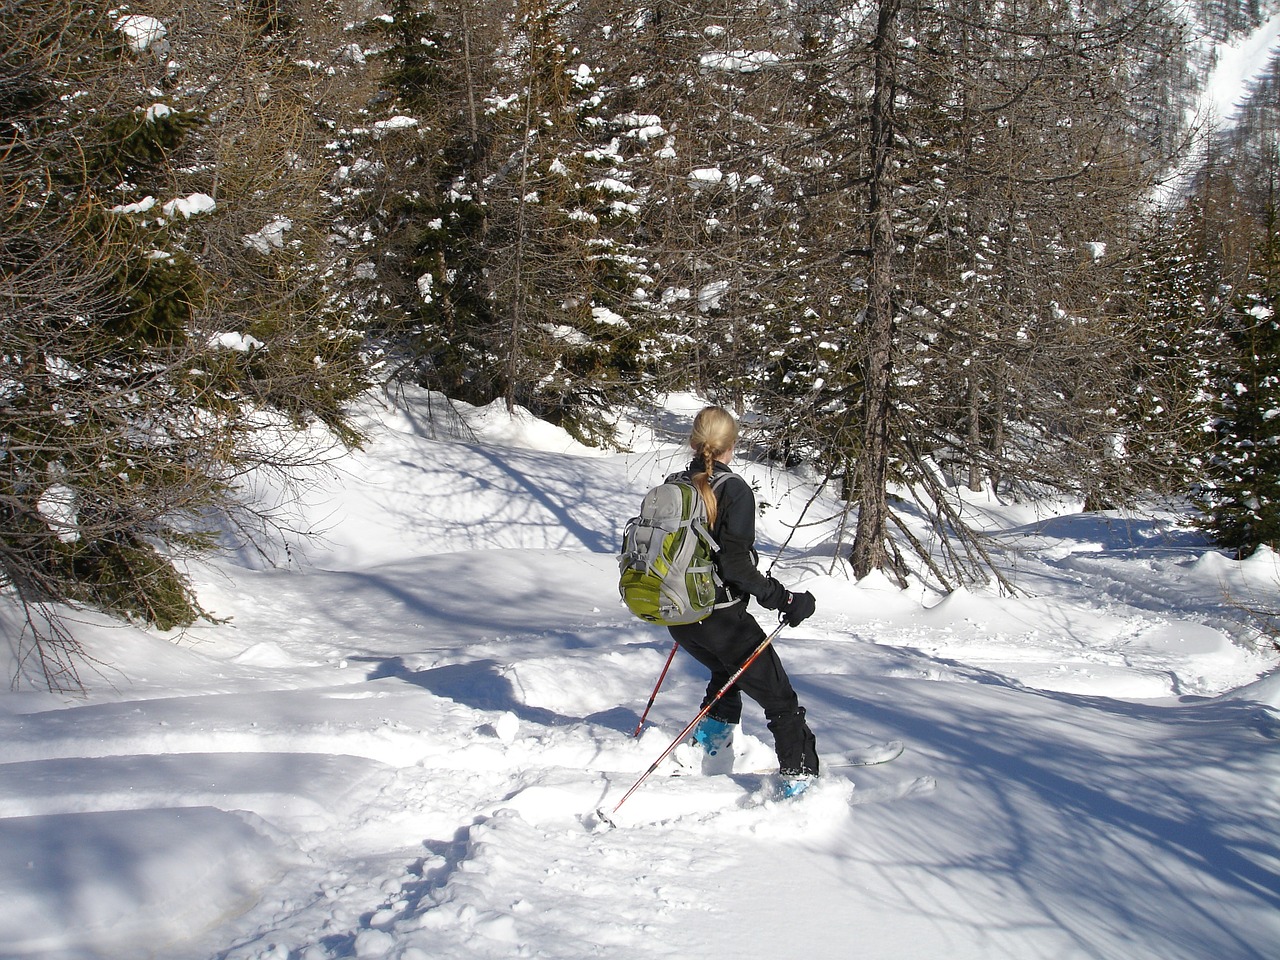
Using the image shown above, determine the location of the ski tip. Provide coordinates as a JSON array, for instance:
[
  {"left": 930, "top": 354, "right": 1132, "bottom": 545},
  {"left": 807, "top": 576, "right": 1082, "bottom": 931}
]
[
  {"left": 839, "top": 739, "right": 906, "bottom": 766},
  {"left": 590, "top": 807, "right": 618, "bottom": 831}
]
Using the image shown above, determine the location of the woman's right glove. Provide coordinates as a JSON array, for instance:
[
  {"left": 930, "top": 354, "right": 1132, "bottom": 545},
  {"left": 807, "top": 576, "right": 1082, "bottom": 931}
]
[{"left": 780, "top": 590, "right": 816, "bottom": 627}]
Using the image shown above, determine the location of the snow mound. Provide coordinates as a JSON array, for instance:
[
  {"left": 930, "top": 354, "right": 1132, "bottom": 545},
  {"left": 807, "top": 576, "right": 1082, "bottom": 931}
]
[
  {"left": 0, "top": 808, "right": 293, "bottom": 957},
  {"left": 1222, "top": 667, "right": 1280, "bottom": 708}
]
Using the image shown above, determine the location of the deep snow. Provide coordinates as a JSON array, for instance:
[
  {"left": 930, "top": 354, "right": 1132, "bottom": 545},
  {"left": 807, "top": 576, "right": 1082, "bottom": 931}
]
[{"left": 1, "top": 386, "right": 1278, "bottom": 960}]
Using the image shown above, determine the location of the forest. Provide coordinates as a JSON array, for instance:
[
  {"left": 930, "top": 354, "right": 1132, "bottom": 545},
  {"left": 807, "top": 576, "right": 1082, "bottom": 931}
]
[{"left": 4, "top": 0, "right": 1280, "bottom": 670}]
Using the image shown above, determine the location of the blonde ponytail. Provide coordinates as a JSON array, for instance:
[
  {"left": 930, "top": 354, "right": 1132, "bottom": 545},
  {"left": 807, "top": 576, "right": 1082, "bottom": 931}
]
[{"left": 688, "top": 407, "right": 739, "bottom": 528}]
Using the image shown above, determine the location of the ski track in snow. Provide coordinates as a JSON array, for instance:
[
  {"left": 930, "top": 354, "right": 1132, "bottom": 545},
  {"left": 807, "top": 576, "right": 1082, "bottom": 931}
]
[{"left": 2, "top": 389, "right": 1279, "bottom": 960}]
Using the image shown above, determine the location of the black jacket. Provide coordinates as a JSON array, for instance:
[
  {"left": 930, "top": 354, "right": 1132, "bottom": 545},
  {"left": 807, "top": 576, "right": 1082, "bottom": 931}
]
[{"left": 684, "top": 459, "right": 787, "bottom": 611}]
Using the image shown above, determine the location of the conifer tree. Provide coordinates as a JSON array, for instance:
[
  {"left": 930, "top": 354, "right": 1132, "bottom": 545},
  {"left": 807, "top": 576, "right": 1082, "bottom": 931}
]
[
  {"left": 1200, "top": 194, "right": 1280, "bottom": 556},
  {"left": 1106, "top": 214, "right": 1223, "bottom": 500},
  {"left": 1, "top": 2, "right": 368, "bottom": 687},
  {"left": 354, "top": 0, "right": 657, "bottom": 441}
]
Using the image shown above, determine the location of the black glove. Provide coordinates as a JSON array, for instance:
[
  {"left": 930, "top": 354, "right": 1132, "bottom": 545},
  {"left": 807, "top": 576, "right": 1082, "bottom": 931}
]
[{"left": 780, "top": 590, "right": 816, "bottom": 627}]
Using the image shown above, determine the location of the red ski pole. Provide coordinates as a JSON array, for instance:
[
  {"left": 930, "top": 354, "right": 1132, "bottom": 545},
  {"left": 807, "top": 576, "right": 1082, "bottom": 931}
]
[
  {"left": 608, "top": 620, "right": 786, "bottom": 817},
  {"left": 632, "top": 640, "right": 680, "bottom": 738}
]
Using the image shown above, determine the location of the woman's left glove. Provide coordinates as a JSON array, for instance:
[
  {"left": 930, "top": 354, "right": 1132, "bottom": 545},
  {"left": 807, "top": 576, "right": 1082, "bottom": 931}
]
[{"left": 780, "top": 590, "right": 816, "bottom": 627}]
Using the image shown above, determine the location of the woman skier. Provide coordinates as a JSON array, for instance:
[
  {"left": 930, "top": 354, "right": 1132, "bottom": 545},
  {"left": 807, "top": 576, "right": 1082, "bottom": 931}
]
[{"left": 669, "top": 405, "right": 819, "bottom": 796}]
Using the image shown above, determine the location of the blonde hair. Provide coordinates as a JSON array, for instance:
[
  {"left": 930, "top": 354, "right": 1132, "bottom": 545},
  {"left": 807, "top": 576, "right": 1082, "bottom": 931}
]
[{"left": 689, "top": 406, "right": 738, "bottom": 527}]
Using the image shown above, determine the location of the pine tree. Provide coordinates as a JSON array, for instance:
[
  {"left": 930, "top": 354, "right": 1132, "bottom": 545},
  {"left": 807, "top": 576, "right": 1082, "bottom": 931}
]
[
  {"left": 1201, "top": 196, "right": 1280, "bottom": 556},
  {"left": 355, "top": 0, "right": 658, "bottom": 442},
  {"left": 1, "top": 2, "right": 368, "bottom": 687},
  {"left": 1106, "top": 214, "right": 1223, "bottom": 500},
  {"left": 2, "top": 6, "right": 213, "bottom": 645}
]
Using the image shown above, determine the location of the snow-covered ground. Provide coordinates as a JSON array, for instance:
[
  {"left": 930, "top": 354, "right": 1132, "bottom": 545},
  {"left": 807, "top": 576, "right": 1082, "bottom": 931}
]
[
  {"left": 2, "top": 387, "right": 1279, "bottom": 960},
  {"left": 1201, "top": 7, "right": 1280, "bottom": 124}
]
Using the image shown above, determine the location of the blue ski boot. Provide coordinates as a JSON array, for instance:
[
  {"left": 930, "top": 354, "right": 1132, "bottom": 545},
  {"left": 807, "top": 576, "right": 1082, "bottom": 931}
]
[
  {"left": 692, "top": 716, "right": 736, "bottom": 775},
  {"left": 779, "top": 774, "right": 814, "bottom": 800},
  {"left": 692, "top": 716, "right": 734, "bottom": 757}
]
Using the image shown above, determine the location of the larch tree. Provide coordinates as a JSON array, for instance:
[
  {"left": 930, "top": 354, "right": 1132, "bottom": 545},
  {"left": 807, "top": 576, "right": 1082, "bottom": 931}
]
[{"left": 769, "top": 0, "right": 1186, "bottom": 584}]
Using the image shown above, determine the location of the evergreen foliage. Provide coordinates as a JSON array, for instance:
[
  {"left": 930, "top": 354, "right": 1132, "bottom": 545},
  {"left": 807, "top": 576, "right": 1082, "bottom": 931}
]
[
  {"left": 1, "top": 1, "right": 369, "bottom": 684},
  {"left": 354, "top": 0, "right": 658, "bottom": 443},
  {"left": 1109, "top": 215, "right": 1223, "bottom": 495},
  {"left": 1201, "top": 199, "right": 1280, "bottom": 555}
]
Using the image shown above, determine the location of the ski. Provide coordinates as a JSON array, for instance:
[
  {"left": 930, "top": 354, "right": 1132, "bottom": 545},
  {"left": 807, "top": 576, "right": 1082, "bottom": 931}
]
[
  {"left": 747, "top": 739, "right": 905, "bottom": 775},
  {"left": 831, "top": 739, "right": 906, "bottom": 768},
  {"left": 592, "top": 768, "right": 935, "bottom": 830},
  {"left": 594, "top": 738, "right": 913, "bottom": 827},
  {"left": 667, "top": 739, "right": 906, "bottom": 776},
  {"left": 848, "top": 775, "right": 937, "bottom": 805}
]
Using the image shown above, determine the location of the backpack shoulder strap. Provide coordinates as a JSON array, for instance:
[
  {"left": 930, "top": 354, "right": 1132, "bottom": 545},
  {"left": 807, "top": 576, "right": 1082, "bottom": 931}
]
[
  {"left": 690, "top": 470, "right": 737, "bottom": 555},
  {"left": 664, "top": 469, "right": 734, "bottom": 489}
]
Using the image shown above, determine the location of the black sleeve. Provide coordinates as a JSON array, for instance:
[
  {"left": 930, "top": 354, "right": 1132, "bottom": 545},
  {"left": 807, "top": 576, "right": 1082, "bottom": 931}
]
[{"left": 714, "top": 474, "right": 787, "bottom": 610}]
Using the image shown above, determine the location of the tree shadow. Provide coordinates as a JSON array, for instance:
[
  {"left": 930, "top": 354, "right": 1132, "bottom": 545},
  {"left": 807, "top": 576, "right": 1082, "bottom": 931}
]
[
  {"left": 352, "top": 655, "right": 637, "bottom": 734},
  {"left": 798, "top": 669, "right": 1280, "bottom": 958}
]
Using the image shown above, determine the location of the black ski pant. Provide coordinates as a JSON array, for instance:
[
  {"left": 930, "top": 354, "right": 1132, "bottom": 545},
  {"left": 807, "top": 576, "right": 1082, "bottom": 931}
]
[{"left": 668, "top": 601, "right": 819, "bottom": 776}]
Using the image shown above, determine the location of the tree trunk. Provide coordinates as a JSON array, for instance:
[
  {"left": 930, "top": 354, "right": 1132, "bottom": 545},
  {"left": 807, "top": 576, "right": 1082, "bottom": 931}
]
[
  {"left": 967, "top": 374, "right": 983, "bottom": 492},
  {"left": 505, "top": 59, "right": 535, "bottom": 415},
  {"left": 850, "top": 0, "right": 902, "bottom": 580}
]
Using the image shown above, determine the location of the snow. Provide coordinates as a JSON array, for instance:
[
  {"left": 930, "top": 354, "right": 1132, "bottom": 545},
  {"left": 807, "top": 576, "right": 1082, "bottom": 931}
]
[
  {"left": 35, "top": 484, "right": 78, "bottom": 544},
  {"left": 371, "top": 117, "right": 419, "bottom": 137},
  {"left": 1202, "top": 11, "right": 1280, "bottom": 124},
  {"left": 114, "top": 15, "right": 167, "bottom": 56},
  {"left": 617, "top": 114, "right": 665, "bottom": 142},
  {"left": 698, "top": 278, "right": 731, "bottom": 311},
  {"left": 699, "top": 51, "right": 782, "bottom": 74},
  {"left": 590, "top": 177, "right": 632, "bottom": 195},
  {"left": 109, "top": 196, "right": 157, "bottom": 216},
  {"left": 1157, "top": 11, "right": 1280, "bottom": 206},
  {"left": 592, "top": 306, "right": 627, "bottom": 326},
  {"left": 209, "top": 331, "right": 265, "bottom": 353},
  {"left": 2, "top": 387, "right": 1279, "bottom": 960},
  {"left": 242, "top": 218, "right": 293, "bottom": 254},
  {"left": 161, "top": 194, "right": 216, "bottom": 220}
]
